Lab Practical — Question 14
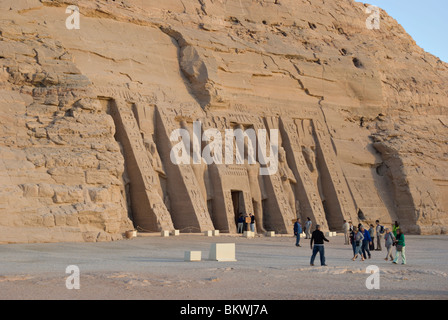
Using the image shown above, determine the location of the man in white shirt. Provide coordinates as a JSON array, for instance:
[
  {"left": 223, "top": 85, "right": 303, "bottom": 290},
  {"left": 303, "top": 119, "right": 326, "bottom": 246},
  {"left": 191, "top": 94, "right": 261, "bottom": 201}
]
[
  {"left": 375, "top": 220, "right": 383, "bottom": 251},
  {"left": 305, "top": 217, "right": 312, "bottom": 239},
  {"left": 342, "top": 220, "right": 350, "bottom": 245}
]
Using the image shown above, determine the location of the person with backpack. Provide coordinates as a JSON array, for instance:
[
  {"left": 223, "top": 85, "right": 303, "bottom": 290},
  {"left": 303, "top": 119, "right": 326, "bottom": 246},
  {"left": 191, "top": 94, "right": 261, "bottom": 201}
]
[
  {"left": 393, "top": 228, "right": 406, "bottom": 265},
  {"left": 384, "top": 228, "right": 395, "bottom": 261},
  {"left": 352, "top": 226, "right": 365, "bottom": 261},
  {"left": 375, "top": 220, "right": 384, "bottom": 251},
  {"left": 293, "top": 218, "right": 303, "bottom": 247}
]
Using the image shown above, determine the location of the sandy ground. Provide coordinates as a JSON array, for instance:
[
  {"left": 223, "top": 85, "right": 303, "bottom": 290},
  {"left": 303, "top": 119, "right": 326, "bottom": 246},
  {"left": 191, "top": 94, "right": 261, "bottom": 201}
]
[{"left": 0, "top": 234, "right": 447, "bottom": 300}]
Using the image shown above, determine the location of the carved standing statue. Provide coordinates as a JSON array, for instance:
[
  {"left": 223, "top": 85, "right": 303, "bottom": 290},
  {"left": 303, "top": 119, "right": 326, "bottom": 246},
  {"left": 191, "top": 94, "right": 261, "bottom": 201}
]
[
  {"left": 144, "top": 136, "right": 166, "bottom": 177},
  {"left": 191, "top": 157, "right": 209, "bottom": 202},
  {"left": 179, "top": 120, "right": 210, "bottom": 202},
  {"left": 298, "top": 119, "right": 325, "bottom": 202},
  {"left": 278, "top": 146, "right": 297, "bottom": 215}
]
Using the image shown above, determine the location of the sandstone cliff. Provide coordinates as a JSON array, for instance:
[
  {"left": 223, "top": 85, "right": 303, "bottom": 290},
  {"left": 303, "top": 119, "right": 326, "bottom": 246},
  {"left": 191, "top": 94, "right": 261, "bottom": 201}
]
[{"left": 0, "top": 0, "right": 447, "bottom": 243}]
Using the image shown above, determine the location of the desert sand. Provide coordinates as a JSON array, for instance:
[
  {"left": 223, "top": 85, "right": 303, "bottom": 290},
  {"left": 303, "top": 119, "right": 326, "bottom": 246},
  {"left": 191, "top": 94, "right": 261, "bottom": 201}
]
[{"left": 0, "top": 234, "right": 447, "bottom": 300}]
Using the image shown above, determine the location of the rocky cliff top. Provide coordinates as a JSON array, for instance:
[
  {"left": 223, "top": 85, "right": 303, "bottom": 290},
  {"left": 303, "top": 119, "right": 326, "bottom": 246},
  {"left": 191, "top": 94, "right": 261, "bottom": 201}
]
[{"left": 0, "top": 0, "right": 447, "bottom": 243}]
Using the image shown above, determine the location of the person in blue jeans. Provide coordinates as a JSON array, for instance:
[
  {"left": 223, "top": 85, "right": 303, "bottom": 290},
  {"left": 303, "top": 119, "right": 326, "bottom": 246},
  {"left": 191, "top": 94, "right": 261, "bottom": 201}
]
[
  {"left": 250, "top": 213, "right": 255, "bottom": 232},
  {"left": 352, "top": 227, "right": 365, "bottom": 261},
  {"left": 360, "top": 225, "right": 372, "bottom": 259},
  {"left": 293, "top": 218, "right": 303, "bottom": 247},
  {"left": 310, "top": 225, "right": 329, "bottom": 266},
  {"left": 237, "top": 214, "right": 245, "bottom": 234}
]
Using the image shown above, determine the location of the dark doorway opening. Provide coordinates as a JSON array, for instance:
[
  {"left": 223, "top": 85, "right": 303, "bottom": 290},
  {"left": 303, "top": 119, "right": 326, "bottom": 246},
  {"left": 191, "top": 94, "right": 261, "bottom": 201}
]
[{"left": 231, "top": 190, "right": 244, "bottom": 229}]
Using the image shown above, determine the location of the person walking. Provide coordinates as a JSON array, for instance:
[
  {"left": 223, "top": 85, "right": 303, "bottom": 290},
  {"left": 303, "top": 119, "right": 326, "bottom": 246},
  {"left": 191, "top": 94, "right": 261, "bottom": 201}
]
[
  {"left": 360, "top": 225, "right": 372, "bottom": 259},
  {"left": 393, "top": 229, "right": 406, "bottom": 265},
  {"left": 352, "top": 226, "right": 365, "bottom": 261},
  {"left": 237, "top": 214, "right": 244, "bottom": 234},
  {"left": 293, "top": 218, "right": 303, "bottom": 247},
  {"left": 384, "top": 228, "right": 395, "bottom": 261},
  {"left": 342, "top": 220, "right": 350, "bottom": 245},
  {"left": 305, "top": 217, "right": 312, "bottom": 239},
  {"left": 349, "top": 226, "right": 357, "bottom": 256},
  {"left": 368, "top": 224, "right": 375, "bottom": 251},
  {"left": 375, "top": 220, "right": 384, "bottom": 251},
  {"left": 392, "top": 221, "right": 400, "bottom": 237},
  {"left": 310, "top": 225, "right": 329, "bottom": 266},
  {"left": 250, "top": 213, "right": 255, "bottom": 232}
]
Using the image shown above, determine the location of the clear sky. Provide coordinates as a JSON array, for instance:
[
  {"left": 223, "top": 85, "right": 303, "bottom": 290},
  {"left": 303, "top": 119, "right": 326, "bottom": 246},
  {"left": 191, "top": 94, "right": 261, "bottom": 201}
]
[{"left": 361, "top": 0, "right": 447, "bottom": 62}]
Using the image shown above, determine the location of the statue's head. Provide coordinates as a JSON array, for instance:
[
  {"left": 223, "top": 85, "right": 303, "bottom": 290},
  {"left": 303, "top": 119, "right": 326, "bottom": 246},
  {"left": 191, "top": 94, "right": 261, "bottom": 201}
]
[{"left": 278, "top": 147, "right": 286, "bottom": 162}]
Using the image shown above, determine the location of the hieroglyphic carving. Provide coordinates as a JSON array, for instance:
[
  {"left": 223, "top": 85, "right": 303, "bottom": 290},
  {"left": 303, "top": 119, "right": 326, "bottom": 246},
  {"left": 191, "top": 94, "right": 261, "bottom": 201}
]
[
  {"left": 280, "top": 117, "right": 328, "bottom": 228},
  {"left": 243, "top": 191, "right": 254, "bottom": 214},
  {"left": 312, "top": 118, "right": 357, "bottom": 223},
  {"left": 111, "top": 100, "right": 173, "bottom": 231},
  {"left": 158, "top": 106, "right": 215, "bottom": 231},
  {"left": 212, "top": 163, "right": 253, "bottom": 233},
  {"left": 278, "top": 146, "right": 297, "bottom": 214},
  {"left": 251, "top": 116, "right": 296, "bottom": 233},
  {"left": 246, "top": 161, "right": 266, "bottom": 233},
  {"left": 222, "top": 189, "right": 235, "bottom": 232}
]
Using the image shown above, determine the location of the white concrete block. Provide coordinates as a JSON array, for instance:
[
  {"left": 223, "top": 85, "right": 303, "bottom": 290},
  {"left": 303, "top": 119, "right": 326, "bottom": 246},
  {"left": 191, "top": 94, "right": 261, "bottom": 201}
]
[
  {"left": 212, "top": 230, "right": 220, "bottom": 236},
  {"left": 209, "top": 243, "right": 236, "bottom": 262},
  {"left": 331, "top": 232, "right": 337, "bottom": 237},
  {"left": 325, "top": 231, "right": 333, "bottom": 237},
  {"left": 265, "top": 231, "right": 275, "bottom": 237},
  {"left": 204, "top": 230, "right": 213, "bottom": 237},
  {"left": 171, "top": 230, "right": 180, "bottom": 236},
  {"left": 161, "top": 230, "right": 170, "bottom": 237},
  {"left": 243, "top": 231, "right": 255, "bottom": 238},
  {"left": 184, "top": 251, "right": 201, "bottom": 262}
]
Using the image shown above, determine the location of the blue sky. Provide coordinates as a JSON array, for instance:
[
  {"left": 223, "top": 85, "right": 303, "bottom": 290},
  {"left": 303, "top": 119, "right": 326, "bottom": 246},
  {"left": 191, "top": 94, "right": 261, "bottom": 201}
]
[{"left": 361, "top": 0, "right": 447, "bottom": 62}]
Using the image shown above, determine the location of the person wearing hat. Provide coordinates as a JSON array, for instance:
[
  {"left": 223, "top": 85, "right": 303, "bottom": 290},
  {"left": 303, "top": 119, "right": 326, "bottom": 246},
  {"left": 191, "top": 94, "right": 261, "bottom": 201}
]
[{"left": 310, "top": 224, "right": 329, "bottom": 266}]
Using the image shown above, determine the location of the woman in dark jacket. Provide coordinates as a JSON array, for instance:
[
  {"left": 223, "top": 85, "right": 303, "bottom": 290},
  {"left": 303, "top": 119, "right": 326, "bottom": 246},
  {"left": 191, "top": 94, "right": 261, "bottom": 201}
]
[{"left": 352, "top": 227, "right": 365, "bottom": 261}]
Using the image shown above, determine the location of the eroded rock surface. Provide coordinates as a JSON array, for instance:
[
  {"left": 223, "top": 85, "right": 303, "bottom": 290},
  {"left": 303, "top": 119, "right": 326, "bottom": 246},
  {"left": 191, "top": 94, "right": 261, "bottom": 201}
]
[{"left": 0, "top": 0, "right": 447, "bottom": 243}]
